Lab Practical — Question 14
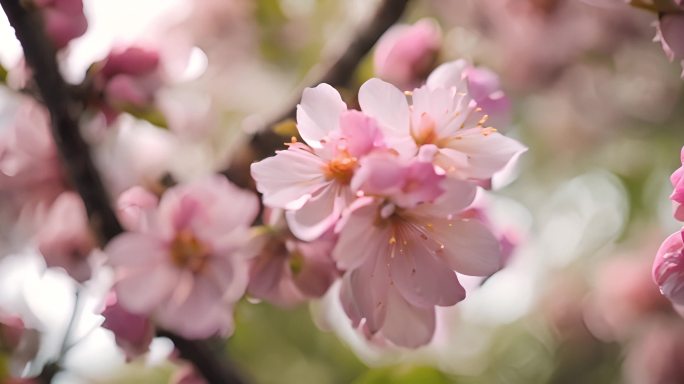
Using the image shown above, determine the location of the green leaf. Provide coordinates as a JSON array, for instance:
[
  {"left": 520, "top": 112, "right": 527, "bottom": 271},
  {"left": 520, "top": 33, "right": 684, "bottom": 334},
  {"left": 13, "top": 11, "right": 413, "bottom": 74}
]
[{"left": 353, "top": 366, "right": 453, "bottom": 384}]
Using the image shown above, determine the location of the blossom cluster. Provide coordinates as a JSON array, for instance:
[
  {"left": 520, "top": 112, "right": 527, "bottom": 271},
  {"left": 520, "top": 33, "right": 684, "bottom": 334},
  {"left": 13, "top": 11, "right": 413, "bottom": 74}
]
[
  {"left": 653, "top": 147, "right": 684, "bottom": 307},
  {"left": 0, "top": 5, "right": 526, "bottom": 382},
  {"left": 251, "top": 59, "right": 525, "bottom": 347}
]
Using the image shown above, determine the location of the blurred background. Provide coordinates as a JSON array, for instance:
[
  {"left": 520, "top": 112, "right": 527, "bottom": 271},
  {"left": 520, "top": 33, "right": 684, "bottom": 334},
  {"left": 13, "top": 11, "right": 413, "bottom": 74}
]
[{"left": 1, "top": 0, "right": 684, "bottom": 383}]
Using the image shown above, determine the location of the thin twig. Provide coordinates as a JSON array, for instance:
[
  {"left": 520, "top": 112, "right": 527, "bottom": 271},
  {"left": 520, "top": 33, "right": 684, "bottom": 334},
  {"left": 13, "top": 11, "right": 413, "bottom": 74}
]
[
  {"left": 0, "top": 1, "right": 246, "bottom": 383},
  {"left": 223, "top": 0, "right": 411, "bottom": 188}
]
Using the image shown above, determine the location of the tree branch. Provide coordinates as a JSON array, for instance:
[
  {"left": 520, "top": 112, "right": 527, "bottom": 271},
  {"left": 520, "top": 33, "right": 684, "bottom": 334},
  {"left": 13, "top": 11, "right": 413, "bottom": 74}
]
[
  {"left": 223, "top": 0, "right": 410, "bottom": 188},
  {"left": 0, "top": 1, "right": 245, "bottom": 383}
]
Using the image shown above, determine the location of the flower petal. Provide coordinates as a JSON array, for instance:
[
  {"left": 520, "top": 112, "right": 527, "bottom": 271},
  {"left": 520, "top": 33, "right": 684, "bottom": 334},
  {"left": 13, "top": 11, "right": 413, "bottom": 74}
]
[
  {"left": 380, "top": 285, "right": 435, "bottom": 348},
  {"left": 251, "top": 146, "right": 328, "bottom": 210},
  {"left": 426, "top": 60, "right": 469, "bottom": 90},
  {"left": 358, "top": 78, "right": 416, "bottom": 157},
  {"left": 333, "top": 198, "right": 392, "bottom": 270},
  {"left": 115, "top": 262, "right": 179, "bottom": 315},
  {"left": 442, "top": 130, "right": 526, "bottom": 180},
  {"left": 389, "top": 229, "right": 466, "bottom": 307},
  {"left": 296, "top": 84, "right": 347, "bottom": 147},
  {"left": 431, "top": 218, "right": 503, "bottom": 276},
  {"left": 106, "top": 232, "right": 166, "bottom": 267},
  {"left": 348, "top": 253, "right": 390, "bottom": 333},
  {"left": 286, "top": 183, "right": 350, "bottom": 241}
]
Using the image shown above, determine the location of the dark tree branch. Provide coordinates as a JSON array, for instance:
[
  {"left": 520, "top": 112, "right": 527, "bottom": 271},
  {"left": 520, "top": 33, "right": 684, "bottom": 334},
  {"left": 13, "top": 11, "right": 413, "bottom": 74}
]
[
  {"left": 0, "top": 1, "right": 245, "bottom": 383},
  {"left": 223, "top": 0, "right": 411, "bottom": 188},
  {"left": 0, "top": 0, "right": 122, "bottom": 243},
  {"left": 159, "top": 331, "right": 246, "bottom": 384}
]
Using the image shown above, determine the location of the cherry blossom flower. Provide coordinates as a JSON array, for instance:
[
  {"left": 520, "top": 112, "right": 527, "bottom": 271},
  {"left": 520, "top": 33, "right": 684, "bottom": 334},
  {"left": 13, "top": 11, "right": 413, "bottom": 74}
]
[
  {"left": 91, "top": 46, "right": 164, "bottom": 125},
  {"left": 670, "top": 146, "right": 684, "bottom": 221},
  {"left": 251, "top": 84, "right": 386, "bottom": 241},
  {"left": 465, "top": 67, "right": 512, "bottom": 129},
  {"left": 105, "top": 175, "right": 258, "bottom": 339},
  {"left": 35, "top": 192, "right": 95, "bottom": 283},
  {"left": 653, "top": 228, "right": 684, "bottom": 306},
  {"left": 247, "top": 210, "right": 339, "bottom": 307},
  {"left": 335, "top": 153, "right": 502, "bottom": 347},
  {"left": 373, "top": 18, "right": 442, "bottom": 90},
  {"left": 116, "top": 186, "right": 159, "bottom": 232},
  {"left": 359, "top": 62, "right": 526, "bottom": 181},
  {"left": 34, "top": 0, "right": 88, "bottom": 49}
]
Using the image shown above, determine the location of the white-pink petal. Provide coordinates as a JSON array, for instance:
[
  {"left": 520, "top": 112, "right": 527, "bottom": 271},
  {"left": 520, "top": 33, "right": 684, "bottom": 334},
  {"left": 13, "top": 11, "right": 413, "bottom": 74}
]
[
  {"left": 441, "top": 130, "right": 527, "bottom": 180},
  {"left": 296, "top": 84, "right": 347, "bottom": 148},
  {"left": 251, "top": 146, "right": 328, "bottom": 210},
  {"left": 286, "top": 183, "right": 350, "bottom": 241},
  {"left": 426, "top": 60, "right": 469, "bottom": 90},
  {"left": 358, "top": 78, "right": 416, "bottom": 158}
]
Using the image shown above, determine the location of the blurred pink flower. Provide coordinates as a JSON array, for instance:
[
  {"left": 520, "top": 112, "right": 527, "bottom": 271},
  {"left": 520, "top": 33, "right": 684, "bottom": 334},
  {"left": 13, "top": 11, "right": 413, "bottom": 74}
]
[
  {"left": 116, "top": 186, "right": 159, "bottom": 231},
  {"left": 35, "top": 191, "right": 95, "bottom": 282},
  {"left": 92, "top": 46, "right": 164, "bottom": 124},
  {"left": 653, "top": 229, "right": 684, "bottom": 306},
  {"left": 623, "top": 321, "right": 684, "bottom": 384},
  {"left": 373, "top": 18, "right": 442, "bottom": 90},
  {"left": 0, "top": 100, "right": 62, "bottom": 192},
  {"left": 248, "top": 210, "right": 339, "bottom": 307},
  {"left": 251, "top": 84, "right": 386, "bottom": 241},
  {"left": 336, "top": 155, "right": 501, "bottom": 347},
  {"left": 585, "top": 257, "right": 671, "bottom": 342},
  {"left": 105, "top": 175, "right": 258, "bottom": 339},
  {"left": 101, "top": 292, "right": 154, "bottom": 360},
  {"left": 0, "top": 99, "right": 65, "bottom": 238},
  {"left": 359, "top": 63, "right": 526, "bottom": 181},
  {"left": 655, "top": 14, "right": 684, "bottom": 77},
  {"left": 34, "top": 0, "right": 88, "bottom": 49}
]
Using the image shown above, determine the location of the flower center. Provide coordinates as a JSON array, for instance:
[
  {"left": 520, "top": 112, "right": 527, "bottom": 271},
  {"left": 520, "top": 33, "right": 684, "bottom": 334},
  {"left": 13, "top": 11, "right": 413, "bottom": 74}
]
[
  {"left": 324, "top": 154, "right": 357, "bottom": 185},
  {"left": 170, "top": 230, "right": 210, "bottom": 273},
  {"left": 411, "top": 113, "right": 438, "bottom": 146}
]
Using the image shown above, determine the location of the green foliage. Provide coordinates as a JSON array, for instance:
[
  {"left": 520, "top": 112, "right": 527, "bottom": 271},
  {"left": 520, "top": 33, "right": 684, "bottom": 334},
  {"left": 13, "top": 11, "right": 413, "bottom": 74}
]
[
  {"left": 227, "top": 301, "right": 366, "bottom": 384},
  {"left": 353, "top": 366, "right": 454, "bottom": 384}
]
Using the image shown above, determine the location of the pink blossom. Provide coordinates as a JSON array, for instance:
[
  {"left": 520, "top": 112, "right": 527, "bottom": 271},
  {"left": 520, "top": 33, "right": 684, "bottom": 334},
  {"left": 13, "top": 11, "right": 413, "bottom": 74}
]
[
  {"left": 0, "top": 100, "right": 62, "bottom": 192},
  {"left": 623, "top": 322, "right": 684, "bottom": 384},
  {"left": 655, "top": 14, "right": 684, "bottom": 77},
  {"left": 373, "top": 18, "right": 442, "bottom": 90},
  {"left": 35, "top": 191, "right": 95, "bottom": 282},
  {"left": 105, "top": 175, "right": 258, "bottom": 339},
  {"left": 653, "top": 229, "right": 684, "bottom": 306},
  {"left": 34, "top": 0, "right": 88, "bottom": 49},
  {"left": 359, "top": 62, "right": 526, "bottom": 181},
  {"left": 585, "top": 257, "right": 671, "bottom": 342},
  {"left": 670, "top": 147, "right": 684, "bottom": 221},
  {"left": 101, "top": 292, "right": 154, "bottom": 360},
  {"left": 116, "top": 186, "right": 159, "bottom": 231},
  {"left": 92, "top": 46, "right": 164, "bottom": 124},
  {"left": 247, "top": 210, "right": 339, "bottom": 307},
  {"left": 251, "top": 84, "right": 386, "bottom": 241},
  {"left": 465, "top": 67, "right": 512, "bottom": 129},
  {"left": 335, "top": 155, "right": 502, "bottom": 347}
]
